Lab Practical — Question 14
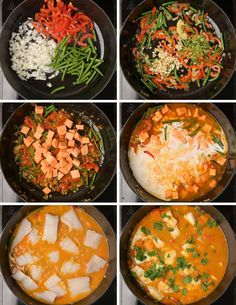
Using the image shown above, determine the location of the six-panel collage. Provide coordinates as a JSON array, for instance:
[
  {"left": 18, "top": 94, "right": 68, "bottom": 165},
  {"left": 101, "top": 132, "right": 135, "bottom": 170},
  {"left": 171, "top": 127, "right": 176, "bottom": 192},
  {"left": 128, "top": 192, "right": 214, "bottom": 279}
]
[{"left": 0, "top": 0, "right": 236, "bottom": 305}]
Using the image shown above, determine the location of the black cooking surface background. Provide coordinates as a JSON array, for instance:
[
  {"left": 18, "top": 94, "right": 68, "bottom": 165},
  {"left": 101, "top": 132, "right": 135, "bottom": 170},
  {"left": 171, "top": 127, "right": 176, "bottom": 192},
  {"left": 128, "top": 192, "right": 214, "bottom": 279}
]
[
  {"left": 2, "top": 0, "right": 117, "bottom": 100},
  {"left": 121, "top": 205, "right": 236, "bottom": 305},
  {"left": 2, "top": 205, "right": 117, "bottom": 305},
  {"left": 121, "top": 102, "right": 236, "bottom": 202},
  {"left": 2, "top": 102, "right": 117, "bottom": 202},
  {"left": 121, "top": 0, "right": 236, "bottom": 99}
]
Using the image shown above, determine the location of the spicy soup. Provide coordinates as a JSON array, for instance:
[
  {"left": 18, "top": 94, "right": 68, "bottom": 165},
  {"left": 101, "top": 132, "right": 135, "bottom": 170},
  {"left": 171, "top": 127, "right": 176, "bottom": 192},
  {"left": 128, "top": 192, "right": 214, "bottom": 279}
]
[
  {"left": 128, "top": 206, "right": 228, "bottom": 305},
  {"left": 128, "top": 103, "right": 228, "bottom": 201},
  {"left": 9, "top": 206, "right": 109, "bottom": 304}
]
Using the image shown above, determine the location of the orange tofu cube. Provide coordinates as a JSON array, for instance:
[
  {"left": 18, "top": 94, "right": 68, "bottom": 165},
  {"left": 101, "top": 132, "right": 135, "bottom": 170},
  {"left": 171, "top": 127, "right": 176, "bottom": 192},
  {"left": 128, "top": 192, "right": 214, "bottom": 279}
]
[
  {"left": 64, "top": 119, "right": 73, "bottom": 129},
  {"left": 81, "top": 145, "right": 88, "bottom": 156},
  {"left": 53, "top": 169, "right": 58, "bottom": 177},
  {"left": 47, "top": 130, "right": 55, "bottom": 139},
  {"left": 209, "top": 179, "right": 217, "bottom": 189},
  {"left": 71, "top": 148, "right": 80, "bottom": 157},
  {"left": 42, "top": 187, "right": 51, "bottom": 195},
  {"left": 68, "top": 140, "right": 75, "bottom": 147},
  {"left": 35, "top": 106, "right": 44, "bottom": 115},
  {"left": 20, "top": 125, "right": 30, "bottom": 135},
  {"left": 52, "top": 138, "right": 59, "bottom": 148},
  {"left": 66, "top": 156, "right": 73, "bottom": 164},
  {"left": 70, "top": 169, "right": 80, "bottom": 179},
  {"left": 58, "top": 172, "right": 64, "bottom": 180},
  {"left": 34, "top": 153, "right": 42, "bottom": 164},
  {"left": 209, "top": 168, "right": 216, "bottom": 176},
  {"left": 24, "top": 136, "right": 34, "bottom": 147},
  {"left": 152, "top": 111, "right": 162, "bottom": 122},
  {"left": 164, "top": 189, "right": 173, "bottom": 199},
  {"left": 76, "top": 124, "right": 84, "bottom": 130},
  {"left": 217, "top": 157, "right": 227, "bottom": 166},
  {"left": 74, "top": 132, "right": 82, "bottom": 141},
  {"left": 72, "top": 159, "right": 80, "bottom": 168},
  {"left": 81, "top": 137, "right": 90, "bottom": 144},
  {"left": 176, "top": 107, "right": 187, "bottom": 116},
  {"left": 161, "top": 105, "right": 169, "bottom": 115},
  {"left": 66, "top": 132, "right": 74, "bottom": 140},
  {"left": 58, "top": 141, "right": 67, "bottom": 150},
  {"left": 172, "top": 191, "right": 179, "bottom": 200},
  {"left": 57, "top": 125, "right": 67, "bottom": 136}
]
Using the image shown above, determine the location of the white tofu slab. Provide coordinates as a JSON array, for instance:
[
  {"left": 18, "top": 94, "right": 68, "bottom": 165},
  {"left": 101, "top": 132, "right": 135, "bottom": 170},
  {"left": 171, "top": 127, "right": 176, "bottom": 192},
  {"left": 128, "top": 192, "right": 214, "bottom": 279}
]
[
  {"left": 31, "top": 265, "right": 42, "bottom": 282},
  {"left": 61, "top": 208, "right": 82, "bottom": 231},
  {"left": 48, "top": 251, "right": 59, "bottom": 263},
  {"left": 60, "top": 237, "right": 79, "bottom": 254},
  {"left": 15, "top": 252, "right": 37, "bottom": 266},
  {"left": 67, "top": 277, "right": 90, "bottom": 297},
  {"left": 45, "top": 274, "right": 66, "bottom": 297},
  {"left": 34, "top": 291, "right": 57, "bottom": 304},
  {"left": 42, "top": 214, "right": 59, "bottom": 243},
  {"left": 61, "top": 261, "right": 80, "bottom": 274},
  {"left": 11, "top": 218, "right": 32, "bottom": 249},
  {"left": 12, "top": 270, "right": 38, "bottom": 291},
  {"left": 84, "top": 230, "right": 103, "bottom": 249},
  {"left": 28, "top": 227, "right": 39, "bottom": 245}
]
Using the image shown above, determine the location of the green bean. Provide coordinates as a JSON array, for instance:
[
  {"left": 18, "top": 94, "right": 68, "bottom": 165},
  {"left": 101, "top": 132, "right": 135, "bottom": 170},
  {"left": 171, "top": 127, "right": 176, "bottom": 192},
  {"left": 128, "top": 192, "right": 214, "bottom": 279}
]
[
  {"left": 87, "top": 38, "right": 96, "bottom": 54},
  {"left": 44, "top": 105, "right": 56, "bottom": 117},
  {"left": 202, "top": 11, "right": 207, "bottom": 32},
  {"left": 162, "top": 1, "right": 177, "bottom": 6},
  {"left": 203, "top": 68, "right": 211, "bottom": 86},
  {"left": 93, "top": 67, "right": 104, "bottom": 76},
  {"left": 189, "top": 126, "right": 201, "bottom": 137},
  {"left": 89, "top": 172, "right": 97, "bottom": 189},
  {"left": 162, "top": 119, "right": 181, "bottom": 124},
  {"left": 140, "top": 35, "right": 147, "bottom": 49},
  {"left": 50, "top": 86, "right": 65, "bottom": 94},
  {"left": 174, "top": 67, "right": 180, "bottom": 82},
  {"left": 141, "top": 78, "right": 153, "bottom": 93},
  {"left": 86, "top": 70, "right": 97, "bottom": 85},
  {"left": 162, "top": 7, "right": 172, "bottom": 20},
  {"left": 34, "top": 113, "right": 43, "bottom": 123},
  {"left": 219, "top": 33, "right": 224, "bottom": 51},
  {"left": 209, "top": 74, "right": 220, "bottom": 82}
]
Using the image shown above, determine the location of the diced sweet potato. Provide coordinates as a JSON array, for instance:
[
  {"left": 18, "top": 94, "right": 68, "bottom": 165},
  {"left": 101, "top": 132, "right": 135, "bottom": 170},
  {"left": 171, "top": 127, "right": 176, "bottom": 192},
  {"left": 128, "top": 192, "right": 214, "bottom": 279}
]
[
  {"left": 57, "top": 125, "right": 67, "bottom": 136},
  {"left": 45, "top": 170, "right": 53, "bottom": 179},
  {"left": 209, "top": 168, "right": 216, "bottom": 176},
  {"left": 72, "top": 159, "right": 80, "bottom": 168},
  {"left": 64, "top": 119, "right": 73, "bottom": 129},
  {"left": 76, "top": 124, "right": 84, "bottom": 130},
  {"left": 191, "top": 185, "right": 199, "bottom": 193},
  {"left": 193, "top": 108, "right": 198, "bottom": 118},
  {"left": 60, "top": 165, "right": 70, "bottom": 175},
  {"left": 66, "top": 156, "right": 73, "bottom": 164},
  {"left": 161, "top": 105, "right": 169, "bottom": 115},
  {"left": 70, "top": 169, "right": 80, "bottom": 179},
  {"left": 42, "top": 187, "right": 51, "bottom": 195},
  {"left": 58, "top": 142, "right": 67, "bottom": 150},
  {"left": 172, "top": 191, "right": 179, "bottom": 200},
  {"left": 71, "top": 148, "right": 80, "bottom": 158},
  {"left": 47, "top": 130, "right": 55, "bottom": 139},
  {"left": 81, "top": 145, "right": 88, "bottom": 156},
  {"left": 74, "top": 132, "right": 82, "bottom": 141},
  {"left": 34, "top": 153, "right": 42, "bottom": 164},
  {"left": 58, "top": 172, "right": 64, "bottom": 180},
  {"left": 57, "top": 150, "right": 69, "bottom": 159},
  {"left": 209, "top": 179, "right": 217, "bottom": 189},
  {"left": 81, "top": 137, "right": 90, "bottom": 144},
  {"left": 66, "top": 148, "right": 73, "bottom": 155},
  {"left": 216, "top": 157, "right": 227, "bottom": 166},
  {"left": 152, "top": 111, "right": 162, "bottom": 122},
  {"left": 53, "top": 169, "right": 58, "bottom": 177},
  {"left": 52, "top": 138, "right": 59, "bottom": 148},
  {"left": 203, "top": 124, "right": 212, "bottom": 133},
  {"left": 66, "top": 132, "right": 74, "bottom": 140},
  {"left": 35, "top": 106, "right": 44, "bottom": 114},
  {"left": 34, "top": 131, "right": 42, "bottom": 140},
  {"left": 139, "top": 131, "right": 149, "bottom": 141},
  {"left": 176, "top": 107, "right": 187, "bottom": 116},
  {"left": 32, "top": 140, "right": 40, "bottom": 149},
  {"left": 199, "top": 115, "right": 206, "bottom": 121},
  {"left": 69, "top": 129, "right": 76, "bottom": 134},
  {"left": 59, "top": 159, "right": 67, "bottom": 168},
  {"left": 36, "top": 124, "right": 44, "bottom": 134},
  {"left": 68, "top": 140, "right": 75, "bottom": 147},
  {"left": 164, "top": 189, "right": 172, "bottom": 199},
  {"left": 20, "top": 125, "right": 30, "bottom": 135},
  {"left": 24, "top": 136, "right": 34, "bottom": 147}
]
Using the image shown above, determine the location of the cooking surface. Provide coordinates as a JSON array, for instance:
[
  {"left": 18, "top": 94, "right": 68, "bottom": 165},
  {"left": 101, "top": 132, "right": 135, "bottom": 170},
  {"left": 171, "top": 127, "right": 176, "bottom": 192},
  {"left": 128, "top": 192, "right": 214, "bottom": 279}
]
[
  {"left": 0, "top": 205, "right": 117, "bottom": 305},
  {"left": 120, "top": 0, "right": 236, "bottom": 100},
  {"left": 1, "top": 0, "right": 117, "bottom": 100},
  {"left": 0, "top": 102, "right": 117, "bottom": 202},
  {"left": 121, "top": 205, "right": 236, "bottom": 305},
  {"left": 120, "top": 103, "right": 236, "bottom": 202}
]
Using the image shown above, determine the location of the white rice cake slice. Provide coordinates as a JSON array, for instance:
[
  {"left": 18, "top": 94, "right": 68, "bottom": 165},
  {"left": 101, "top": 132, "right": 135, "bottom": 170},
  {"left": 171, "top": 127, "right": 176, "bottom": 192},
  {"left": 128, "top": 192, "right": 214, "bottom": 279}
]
[
  {"left": 162, "top": 210, "right": 177, "bottom": 227},
  {"left": 184, "top": 212, "right": 196, "bottom": 226},
  {"left": 67, "top": 277, "right": 90, "bottom": 297},
  {"left": 42, "top": 214, "right": 59, "bottom": 243},
  {"left": 60, "top": 237, "right": 79, "bottom": 254},
  {"left": 170, "top": 225, "right": 180, "bottom": 239},
  {"left": 45, "top": 274, "right": 66, "bottom": 297},
  {"left": 28, "top": 227, "right": 39, "bottom": 245},
  {"left": 48, "top": 251, "right": 59, "bottom": 263},
  {"left": 34, "top": 291, "right": 57, "bottom": 304},
  {"left": 30, "top": 265, "right": 42, "bottom": 282},
  {"left": 147, "top": 286, "right": 163, "bottom": 301},
  {"left": 86, "top": 255, "right": 107, "bottom": 274},
  {"left": 84, "top": 230, "right": 103, "bottom": 249},
  {"left": 61, "top": 261, "right": 80, "bottom": 274},
  {"left": 61, "top": 208, "right": 82, "bottom": 231},
  {"left": 15, "top": 252, "right": 37, "bottom": 266},
  {"left": 11, "top": 218, "right": 32, "bottom": 249},
  {"left": 12, "top": 270, "right": 38, "bottom": 291}
]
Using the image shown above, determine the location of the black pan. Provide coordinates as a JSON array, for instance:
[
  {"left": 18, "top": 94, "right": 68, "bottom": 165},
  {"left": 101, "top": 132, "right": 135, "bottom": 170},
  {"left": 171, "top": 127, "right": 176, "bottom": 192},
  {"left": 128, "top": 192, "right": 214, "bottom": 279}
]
[
  {"left": 0, "top": 103, "right": 116, "bottom": 202},
  {"left": 0, "top": 0, "right": 116, "bottom": 99},
  {"left": 120, "top": 205, "right": 236, "bottom": 305},
  {"left": 0, "top": 205, "right": 116, "bottom": 305},
  {"left": 120, "top": 103, "right": 236, "bottom": 202},
  {"left": 120, "top": 0, "right": 236, "bottom": 100}
]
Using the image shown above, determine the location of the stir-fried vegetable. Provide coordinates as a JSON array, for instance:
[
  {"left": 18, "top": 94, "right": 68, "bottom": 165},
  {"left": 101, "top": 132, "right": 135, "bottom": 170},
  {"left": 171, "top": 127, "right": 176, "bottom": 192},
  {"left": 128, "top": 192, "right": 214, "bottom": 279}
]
[
  {"left": 133, "top": 2, "right": 224, "bottom": 92},
  {"left": 14, "top": 105, "right": 103, "bottom": 197}
]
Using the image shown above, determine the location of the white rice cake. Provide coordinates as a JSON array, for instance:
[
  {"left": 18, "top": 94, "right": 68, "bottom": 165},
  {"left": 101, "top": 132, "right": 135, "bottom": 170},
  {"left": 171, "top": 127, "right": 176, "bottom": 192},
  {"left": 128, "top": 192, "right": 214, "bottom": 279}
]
[
  {"left": 34, "top": 291, "right": 57, "bottom": 304},
  {"left": 61, "top": 208, "right": 82, "bottom": 231},
  {"left": 11, "top": 218, "right": 32, "bottom": 249},
  {"left": 42, "top": 214, "right": 58, "bottom": 243},
  {"left": 60, "top": 237, "right": 79, "bottom": 254},
  {"left": 84, "top": 230, "right": 103, "bottom": 249},
  {"left": 86, "top": 255, "right": 107, "bottom": 274},
  {"left": 67, "top": 277, "right": 90, "bottom": 297}
]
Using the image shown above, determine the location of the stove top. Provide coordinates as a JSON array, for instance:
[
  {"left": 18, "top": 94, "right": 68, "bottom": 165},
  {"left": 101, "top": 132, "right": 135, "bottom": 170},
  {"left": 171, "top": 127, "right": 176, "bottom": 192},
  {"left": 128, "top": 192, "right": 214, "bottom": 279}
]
[
  {"left": 120, "top": 0, "right": 236, "bottom": 100},
  {"left": 0, "top": 0, "right": 117, "bottom": 100},
  {"left": 121, "top": 205, "right": 236, "bottom": 305},
  {"left": 0, "top": 102, "right": 117, "bottom": 202},
  {"left": 120, "top": 102, "right": 236, "bottom": 202},
  {"left": 0, "top": 205, "right": 116, "bottom": 305}
]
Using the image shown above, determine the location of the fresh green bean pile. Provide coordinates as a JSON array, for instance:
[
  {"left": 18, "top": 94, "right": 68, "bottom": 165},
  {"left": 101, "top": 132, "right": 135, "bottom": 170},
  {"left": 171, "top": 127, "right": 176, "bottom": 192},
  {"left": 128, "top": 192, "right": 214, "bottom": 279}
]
[{"left": 50, "top": 36, "right": 104, "bottom": 94}]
